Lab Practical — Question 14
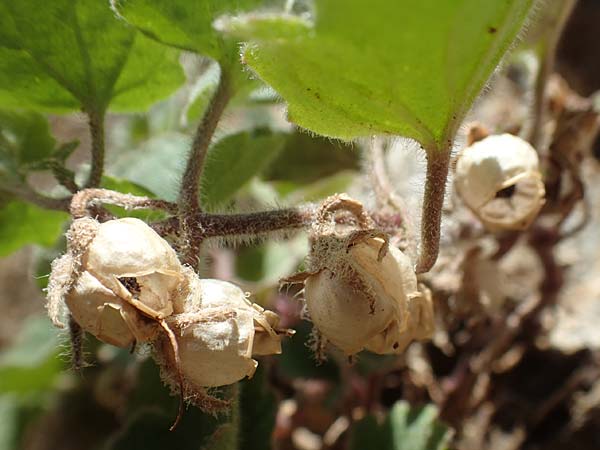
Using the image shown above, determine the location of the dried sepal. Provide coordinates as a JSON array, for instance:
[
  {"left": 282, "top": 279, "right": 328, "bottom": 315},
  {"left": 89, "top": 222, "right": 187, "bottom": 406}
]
[
  {"left": 65, "top": 271, "right": 157, "bottom": 347},
  {"left": 454, "top": 134, "right": 546, "bottom": 230}
]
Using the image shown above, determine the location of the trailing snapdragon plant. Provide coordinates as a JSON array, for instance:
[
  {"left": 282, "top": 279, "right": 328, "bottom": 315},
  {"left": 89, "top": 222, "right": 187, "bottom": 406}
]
[{"left": 0, "top": 0, "right": 538, "bottom": 448}]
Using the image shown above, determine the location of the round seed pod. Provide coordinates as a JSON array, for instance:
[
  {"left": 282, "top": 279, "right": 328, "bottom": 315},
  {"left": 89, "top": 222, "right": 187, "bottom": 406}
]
[
  {"left": 65, "top": 271, "right": 157, "bottom": 347},
  {"left": 454, "top": 134, "right": 545, "bottom": 230},
  {"left": 157, "top": 270, "right": 283, "bottom": 389},
  {"left": 304, "top": 236, "right": 432, "bottom": 355},
  {"left": 84, "top": 218, "right": 184, "bottom": 319}
]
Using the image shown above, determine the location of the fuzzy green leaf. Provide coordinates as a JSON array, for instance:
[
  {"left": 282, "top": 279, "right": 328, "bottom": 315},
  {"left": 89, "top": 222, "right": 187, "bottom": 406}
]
[
  {"left": 0, "top": 0, "right": 184, "bottom": 113},
  {"left": 350, "top": 401, "right": 452, "bottom": 450},
  {"left": 200, "top": 129, "right": 287, "bottom": 208},
  {"left": 0, "top": 201, "right": 68, "bottom": 257},
  {"left": 231, "top": 0, "right": 533, "bottom": 148}
]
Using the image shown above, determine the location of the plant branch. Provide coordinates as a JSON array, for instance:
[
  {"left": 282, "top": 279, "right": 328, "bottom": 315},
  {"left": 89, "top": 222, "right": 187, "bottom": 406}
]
[
  {"left": 70, "top": 188, "right": 177, "bottom": 219},
  {"left": 84, "top": 110, "right": 106, "bottom": 188},
  {"left": 178, "top": 68, "right": 232, "bottom": 268},
  {"left": 416, "top": 149, "right": 451, "bottom": 274}
]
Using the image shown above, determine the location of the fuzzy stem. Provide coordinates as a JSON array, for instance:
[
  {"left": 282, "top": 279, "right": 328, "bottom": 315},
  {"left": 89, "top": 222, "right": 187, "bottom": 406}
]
[
  {"left": 178, "top": 70, "right": 232, "bottom": 268},
  {"left": 526, "top": 0, "right": 577, "bottom": 148},
  {"left": 50, "top": 162, "right": 79, "bottom": 193},
  {"left": 70, "top": 188, "right": 177, "bottom": 219},
  {"left": 416, "top": 150, "right": 451, "bottom": 274},
  {"left": 84, "top": 110, "right": 105, "bottom": 188}
]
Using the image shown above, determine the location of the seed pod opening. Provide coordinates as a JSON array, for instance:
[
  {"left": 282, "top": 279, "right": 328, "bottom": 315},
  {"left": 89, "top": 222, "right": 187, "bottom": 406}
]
[
  {"left": 156, "top": 270, "right": 284, "bottom": 393},
  {"left": 65, "top": 271, "right": 158, "bottom": 347},
  {"left": 454, "top": 133, "right": 545, "bottom": 230},
  {"left": 84, "top": 218, "right": 184, "bottom": 319}
]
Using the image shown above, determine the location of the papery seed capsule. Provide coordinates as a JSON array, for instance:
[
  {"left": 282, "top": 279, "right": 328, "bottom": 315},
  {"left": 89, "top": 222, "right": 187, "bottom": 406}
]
[
  {"left": 304, "top": 235, "right": 432, "bottom": 355},
  {"left": 454, "top": 134, "right": 545, "bottom": 230},
  {"left": 84, "top": 217, "right": 184, "bottom": 319},
  {"left": 157, "top": 269, "right": 284, "bottom": 389}
]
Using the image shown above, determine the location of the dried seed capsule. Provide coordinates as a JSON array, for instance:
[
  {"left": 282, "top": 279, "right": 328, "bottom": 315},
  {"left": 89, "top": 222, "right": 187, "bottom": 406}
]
[
  {"left": 47, "top": 217, "right": 184, "bottom": 347},
  {"left": 84, "top": 218, "right": 184, "bottom": 319},
  {"left": 454, "top": 134, "right": 545, "bottom": 230},
  {"left": 284, "top": 194, "right": 435, "bottom": 357},
  {"left": 156, "top": 269, "right": 284, "bottom": 391},
  {"left": 304, "top": 235, "right": 431, "bottom": 355}
]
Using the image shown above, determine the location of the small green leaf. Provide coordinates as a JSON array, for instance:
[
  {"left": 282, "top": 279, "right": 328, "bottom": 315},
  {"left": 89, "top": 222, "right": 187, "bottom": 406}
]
[
  {"left": 0, "top": 201, "right": 68, "bottom": 257},
  {"left": 263, "top": 131, "right": 360, "bottom": 185},
  {"left": 111, "top": 0, "right": 263, "bottom": 64},
  {"left": 108, "top": 133, "right": 190, "bottom": 202},
  {"left": 0, "top": 110, "right": 56, "bottom": 181},
  {"left": 200, "top": 128, "right": 287, "bottom": 209},
  {"left": 0, "top": 0, "right": 185, "bottom": 113},
  {"left": 234, "top": 0, "right": 534, "bottom": 148},
  {"left": 349, "top": 401, "right": 453, "bottom": 450}
]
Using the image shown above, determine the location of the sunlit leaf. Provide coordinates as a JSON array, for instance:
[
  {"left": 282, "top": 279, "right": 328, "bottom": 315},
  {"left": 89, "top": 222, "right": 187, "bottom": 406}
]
[{"left": 229, "top": 0, "right": 534, "bottom": 148}]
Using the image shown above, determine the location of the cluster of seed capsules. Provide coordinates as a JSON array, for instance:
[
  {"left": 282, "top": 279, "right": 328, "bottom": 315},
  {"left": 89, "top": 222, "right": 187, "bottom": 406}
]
[{"left": 45, "top": 131, "right": 544, "bottom": 425}]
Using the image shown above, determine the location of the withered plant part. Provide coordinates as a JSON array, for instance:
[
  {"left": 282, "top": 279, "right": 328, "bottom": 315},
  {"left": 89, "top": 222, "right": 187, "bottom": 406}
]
[
  {"left": 282, "top": 194, "right": 434, "bottom": 358},
  {"left": 454, "top": 133, "right": 546, "bottom": 231},
  {"left": 156, "top": 268, "right": 291, "bottom": 406}
]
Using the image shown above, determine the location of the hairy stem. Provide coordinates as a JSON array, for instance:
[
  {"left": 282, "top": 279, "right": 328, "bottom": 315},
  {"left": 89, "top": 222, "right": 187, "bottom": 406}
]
[
  {"left": 526, "top": 0, "right": 577, "bottom": 148},
  {"left": 178, "top": 70, "right": 232, "bottom": 268},
  {"left": 70, "top": 188, "right": 177, "bottom": 219},
  {"left": 416, "top": 150, "right": 451, "bottom": 274},
  {"left": 84, "top": 110, "right": 105, "bottom": 188},
  {"left": 50, "top": 162, "right": 79, "bottom": 193}
]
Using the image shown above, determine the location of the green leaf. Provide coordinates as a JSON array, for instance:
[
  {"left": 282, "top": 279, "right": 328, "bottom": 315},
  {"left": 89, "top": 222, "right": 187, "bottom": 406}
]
[
  {"left": 111, "top": 0, "right": 263, "bottom": 64},
  {"left": 263, "top": 131, "right": 360, "bottom": 185},
  {"left": 0, "top": 0, "right": 185, "bottom": 113},
  {"left": 0, "top": 201, "right": 68, "bottom": 257},
  {"left": 0, "top": 317, "right": 64, "bottom": 394},
  {"left": 108, "top": 133, "right": 190, "bottom": 202},
  {"left": 231, "top": 0, "right": 533, "bottom": 148},
  {"left": 349, "top": 401, "right": 453, "bottom": 450},
  {"left": 0, "top": 110, "right": 56, "bottom": 181},
  {"left": 200, "top": 128, "right": 287, "bottom": 209}
]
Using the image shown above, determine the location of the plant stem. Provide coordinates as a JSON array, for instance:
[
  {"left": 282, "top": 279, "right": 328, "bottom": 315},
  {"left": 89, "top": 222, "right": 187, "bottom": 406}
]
[
  {"left": 178, "top": 69, "right": 232, "bottom": 268},
  {"left": 70, "top": 188, "right": 177, "bottom": 219},
  {"left": 526, "top": 0, "right": 577, "bottom": 148},
  {"left": 416, "top": 150, "right": 451, "bottom": 274},
  {"left": 84, "top": 110, "right": 106, "bottom": 188}
]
